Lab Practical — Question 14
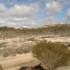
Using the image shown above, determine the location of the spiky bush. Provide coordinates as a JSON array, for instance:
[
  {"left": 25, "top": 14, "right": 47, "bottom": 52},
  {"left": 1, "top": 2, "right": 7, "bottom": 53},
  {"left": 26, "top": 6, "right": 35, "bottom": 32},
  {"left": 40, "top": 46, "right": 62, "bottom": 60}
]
[{"left": 32, "top": 40, "right": 70, "bottom": 70}]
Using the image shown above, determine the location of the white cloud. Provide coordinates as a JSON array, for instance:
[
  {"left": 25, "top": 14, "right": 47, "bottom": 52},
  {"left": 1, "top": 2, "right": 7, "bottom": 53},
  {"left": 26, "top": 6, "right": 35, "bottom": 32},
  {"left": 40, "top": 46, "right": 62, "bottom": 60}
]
[
  {"left": 66, "top": 8, "right": 70, "bottom": 23},
  {"left": 0, "top": 3, "right": 38, "bottom": 18},
  {"left": 0, "top": 3, "right": 39, "bottom": 28},
  {"left": 0, "top": 17, "right": 38, "bottom": 28},
  {"left": 45, "top": 1, "right": 62, "bottom": 15},
  {"left": 46, "top": 1, "right": 61, "bottom": 11},
  {"left": 0, "top": 4, "right": 7, "bottom": 13},
  {"left": 8, "top": 3, "right": 38, "bottom": 17},
  {"left": 67, "top": 8, "right": 70, "bottom": 16}
]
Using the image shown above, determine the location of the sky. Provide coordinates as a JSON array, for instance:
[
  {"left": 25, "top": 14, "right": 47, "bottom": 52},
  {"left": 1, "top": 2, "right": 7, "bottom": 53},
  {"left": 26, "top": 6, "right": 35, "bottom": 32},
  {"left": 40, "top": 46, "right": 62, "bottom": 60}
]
[{"left": 0, "top": 0, "right": 70, "bottom": 28}]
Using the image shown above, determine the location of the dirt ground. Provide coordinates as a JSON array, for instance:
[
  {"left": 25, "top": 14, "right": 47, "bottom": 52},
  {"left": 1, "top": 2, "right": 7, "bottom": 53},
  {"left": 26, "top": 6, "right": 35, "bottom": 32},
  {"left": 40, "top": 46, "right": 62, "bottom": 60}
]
[{"left": 0, "top": 35, "right": 70, "bottom": 70}]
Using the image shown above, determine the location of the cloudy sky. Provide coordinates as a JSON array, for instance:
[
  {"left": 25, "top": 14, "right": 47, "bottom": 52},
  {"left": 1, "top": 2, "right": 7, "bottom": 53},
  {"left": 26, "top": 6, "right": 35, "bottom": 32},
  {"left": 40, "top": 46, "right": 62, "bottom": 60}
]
[{"left": 0, "top": 0, "right": 70, "bottom": 28}]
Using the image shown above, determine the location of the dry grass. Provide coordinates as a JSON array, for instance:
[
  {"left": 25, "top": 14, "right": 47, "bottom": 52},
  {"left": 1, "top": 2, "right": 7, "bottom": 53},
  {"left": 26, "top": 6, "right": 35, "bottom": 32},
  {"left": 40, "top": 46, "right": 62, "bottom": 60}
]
[{"left": 32, "top": 40, "right": 70, "bottom": 70}]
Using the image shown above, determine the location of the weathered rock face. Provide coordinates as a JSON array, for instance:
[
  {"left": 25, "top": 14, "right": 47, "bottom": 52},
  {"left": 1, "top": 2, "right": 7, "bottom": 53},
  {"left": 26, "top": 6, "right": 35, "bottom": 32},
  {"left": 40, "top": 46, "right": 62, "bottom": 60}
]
[{"left": 56, "top": 66, "right": 70, "bottom": 70}]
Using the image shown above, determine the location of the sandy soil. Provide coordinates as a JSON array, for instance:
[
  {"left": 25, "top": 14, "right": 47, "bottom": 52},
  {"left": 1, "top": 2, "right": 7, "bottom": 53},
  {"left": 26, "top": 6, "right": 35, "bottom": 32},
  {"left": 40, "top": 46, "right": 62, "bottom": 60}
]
[
  {"left": 0, "top": 36, "right": 70, "bottom": 70},
  {"left": 56, "top": 65, "right": 70, "bottom": 70},
  {"left": 0, "top": 36, "right": 70, "bottom": 46},
  {"left": 0, "top": 53, "right": 36, "bottom": 70}
]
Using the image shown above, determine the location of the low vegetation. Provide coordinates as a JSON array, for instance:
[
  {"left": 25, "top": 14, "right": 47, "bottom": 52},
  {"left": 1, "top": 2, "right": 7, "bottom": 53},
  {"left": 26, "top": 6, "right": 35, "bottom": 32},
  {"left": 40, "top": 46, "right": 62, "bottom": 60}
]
[
  {"left": 0, "top": 47, "right": 31, "bottom": 57},
  {"left": 0, "top": 24, "right": 70, "bottom": 38},
  {"left": 32, "top": 40, "right": 70, "bottom": 70}
]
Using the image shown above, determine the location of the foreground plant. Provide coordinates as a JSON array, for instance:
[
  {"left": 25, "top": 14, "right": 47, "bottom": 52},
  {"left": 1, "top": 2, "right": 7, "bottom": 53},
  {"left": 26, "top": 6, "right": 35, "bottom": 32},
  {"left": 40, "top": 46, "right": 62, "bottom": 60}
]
[{"left": 32, "top": 40, "right": 70, "bottom": 70}]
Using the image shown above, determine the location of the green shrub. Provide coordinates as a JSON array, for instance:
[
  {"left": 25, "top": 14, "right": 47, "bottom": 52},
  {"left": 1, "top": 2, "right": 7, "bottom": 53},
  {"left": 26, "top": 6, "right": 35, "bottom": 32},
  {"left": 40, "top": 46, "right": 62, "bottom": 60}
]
[{"left": 32, "top": 40, "right": 70, "bottom": 70}]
